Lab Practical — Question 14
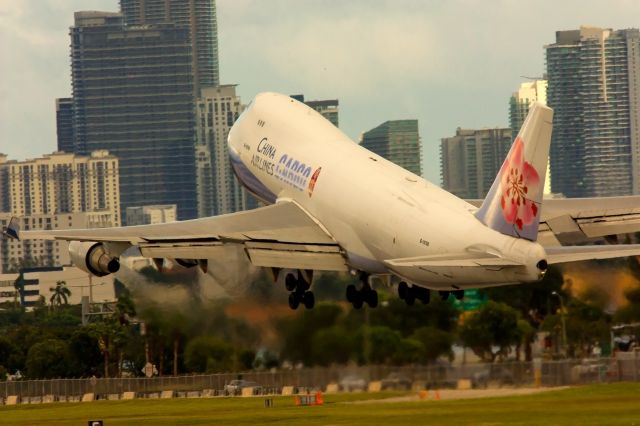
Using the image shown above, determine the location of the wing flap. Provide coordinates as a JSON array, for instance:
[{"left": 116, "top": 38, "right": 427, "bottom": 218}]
[{"left": 247, "top": 248, "right": 348, "bottom": 271}]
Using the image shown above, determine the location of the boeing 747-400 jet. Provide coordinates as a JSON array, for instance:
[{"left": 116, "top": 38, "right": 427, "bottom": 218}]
[{"left": 7, "top": 92, "right": 640, "bottom": 310}]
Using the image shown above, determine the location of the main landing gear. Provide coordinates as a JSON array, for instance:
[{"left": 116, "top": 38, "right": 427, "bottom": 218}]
[
  {"left": 398, "top": 283, "right": 465, "bottom": 305},
  {"left": 397, "top": 282, "right": 430, "bottom": 305},
  {"left": 285, "top": 271, "right": 315, "bottom": 310},
  {"left": 346, "top": 273, "right": 378, "bottom": 309},
  {"left": 439, "top": 290, "right": 465, "bottom": 301}
]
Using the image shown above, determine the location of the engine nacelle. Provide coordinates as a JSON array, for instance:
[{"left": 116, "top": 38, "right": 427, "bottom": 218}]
[
  {"left": 68, "top": 241, "right": 120, "bottom": 277},
  {"left": 174, "top": 258, "right": 198, "bottom": 268}
]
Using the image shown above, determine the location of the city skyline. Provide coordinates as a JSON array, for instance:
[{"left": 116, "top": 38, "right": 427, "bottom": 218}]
[{"left": 3, "top": 1, "right": 640, "bottom": 185}]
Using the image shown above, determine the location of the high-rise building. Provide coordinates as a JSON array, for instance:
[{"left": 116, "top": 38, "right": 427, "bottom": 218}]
[
  {"left": 69, "top": 11, "right": 197, "bottom": 221},
  {"left": 440, "top": 128, "right": 512, "bottom": 199},
  {"left": 509, "top": 80, "right": 547, "bottom": 135},
  {"left": 0, "top": 213, "right": 118, "bottom": 274},
  {"left": 0, "top": 150, "right": 120, "bottom": 225},
  {"left": 119, "top": 0, "right": 220, "bottom": 95},
  {"left": 290, "top": 95, "right": 339, "bottom": 127},
  {"left": 0, "top": 150, "right": 121, "bottom": 273},
  {"left": 55, "top": 98, "right": 74, "bottom": 153},
  {"left": 546, "top": 26, "right": 640, "bottom": 197},
  {"left": 360, "top": 120, "right": 422, "bottom": 176},
  {"left": 509, "top": 80, "right": 551, "bottom": 194},
  {"left": 196, "top": 85, "right": 256, "bottom": 216}
]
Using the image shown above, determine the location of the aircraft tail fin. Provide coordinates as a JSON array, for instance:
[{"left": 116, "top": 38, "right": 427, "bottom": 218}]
[
  {"left": 474, "top": 102, "right": 553, "bottom": 241},
  {"left": 2, "top": 216, "right": 20, "bottom": 241}
]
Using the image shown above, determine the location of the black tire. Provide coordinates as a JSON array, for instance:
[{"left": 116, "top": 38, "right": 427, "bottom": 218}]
[
  {"left": 398, "top": 281, "right": 409, "bottom": 300},
  {"left": 366, "top": 289, "right": 379, "bottom": 308},
  {"left": 346, "top": 284, "right": 357, "bottom": 303},
  {"left": 352, "top": 291, "right": 364, "bottom": 309},
  {"left": 288, "top": 292, "right": 300, "bottom": 310},
  {"left": 405, "top": 288, "right": 416, "bottom": 306},
  {"left": 454, "top": 290, "right": 464, "bottom": 300},
  {"left": 299, "top": 279, "right": 311, "bottom": 292},
  {"left": 285, "top": 273, "right": 297, "bottom": 292},
  {"left": 439, "top": 291, "right": 450, "bottom": 301},
  {"left": 303, "top": 291, "right": 315, "bottom": 309}
]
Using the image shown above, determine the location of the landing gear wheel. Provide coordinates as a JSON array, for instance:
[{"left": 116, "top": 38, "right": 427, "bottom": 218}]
[
  {"left": 453, "top": 290, "right": 464, "bottom": 300},
  {"left": 288, "top": 292, "right": 300, "bottom": 310},
  {"left": 346, "top": 284, "right": 357, "bottom": 303},
  {"left": 365, "top": 290, "right": 379, "bottom": 308},
  {"left": 303, "top": 291, "right": 315, "bottom": 309},
  {"left": 285, "top": 273, "right": 297, "bottom": 292},
  {"left": 439, "top": 291, "right": 450, "bottom": 301},
  {"left": 398, "top": 282, "right": 409, "bottom": 300},
  {"left": 352, "top": 291, "right": 364, "bottom": 309},
  {"left": 298, "top": 277, "right": 311, "bottom": 292},
  {"left": 405, "top": 288, "right": 416, "bottom": 306},
  {"left": 419, "top": 290, "right": 431, "bottom": 305}
]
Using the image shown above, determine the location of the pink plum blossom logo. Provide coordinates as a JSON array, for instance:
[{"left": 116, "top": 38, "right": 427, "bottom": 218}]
[{"left": 499, "top": 137, "right": 540, "bottom": 231}]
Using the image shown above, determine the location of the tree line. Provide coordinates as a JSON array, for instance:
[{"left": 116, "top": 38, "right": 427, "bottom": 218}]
[{"left": 1, "top": 261, "right": 640, "bottom": 380}]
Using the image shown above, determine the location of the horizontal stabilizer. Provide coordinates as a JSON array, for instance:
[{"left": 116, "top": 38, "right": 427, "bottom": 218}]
[
  {"left": 385, "top": 254, "right": 523, "bottom": 268},
  {"left": 545, "top": 244, "right": 640, "bottom": 264}
]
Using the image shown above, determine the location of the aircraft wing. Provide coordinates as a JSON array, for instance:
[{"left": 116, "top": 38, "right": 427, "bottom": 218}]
[
  {"left": 3, "top": 201, "right": 349, "bottom": 272},
  {"left": 468, "top": 195, "right": 640, "bottom": 245},
  {"left": 545, "top": 244, "right": 640, "bottom": 264}
]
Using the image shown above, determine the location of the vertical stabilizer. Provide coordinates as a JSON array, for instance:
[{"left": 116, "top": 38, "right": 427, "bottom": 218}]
[{"left": 475, "top": 103, "right": 553, "bottom": 241}]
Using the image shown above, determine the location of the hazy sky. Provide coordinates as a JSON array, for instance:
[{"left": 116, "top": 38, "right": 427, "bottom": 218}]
[{"left": 2, "top": 1, "right": 640, "bottom": 184}]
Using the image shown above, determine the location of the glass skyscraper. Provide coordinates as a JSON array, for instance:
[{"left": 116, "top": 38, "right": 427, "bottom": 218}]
[
  {"left": 440, "top": 128, "right": 512, "bottom": 199},
  {"left": 70, "top": 11, "right": 197, "bottom": 221},
  {"left": 55, "top": 98, "right": 74, "bottom": 153},
  {"left": 546, "top": 26, "right": 640, "bottom": 197},
  {"left": 119, "top": 0, "right": 220, "bottom": 95},
  {"left": 360, "top": 120, "right": 422, "bottom": 176}
]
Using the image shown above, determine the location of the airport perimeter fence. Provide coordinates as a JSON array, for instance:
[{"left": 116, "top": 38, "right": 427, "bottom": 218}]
[{"left": 1, "top": 354, "right": 639, "bottom": 401}]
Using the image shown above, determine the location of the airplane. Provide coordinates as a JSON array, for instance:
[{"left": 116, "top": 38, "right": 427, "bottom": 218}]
[{"left": 6, "top": 92, "right": 640, "bottom": 311}]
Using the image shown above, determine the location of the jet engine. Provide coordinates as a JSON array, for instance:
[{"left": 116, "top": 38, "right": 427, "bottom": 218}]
[{"left": 68, "top": 241, "right": 120, "bottom": 277}]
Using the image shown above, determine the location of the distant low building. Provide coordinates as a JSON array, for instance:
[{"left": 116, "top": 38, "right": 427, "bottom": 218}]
[
  {"left": 0, "top": 266, "right": 116, "bottom": 308},
  {"left": 126, "top": 204, "right": 177, "bottom": 225}
]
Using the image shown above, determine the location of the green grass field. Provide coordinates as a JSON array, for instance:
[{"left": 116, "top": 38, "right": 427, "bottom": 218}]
[{"left": 2, "top": 384, "right": 640, "bottom": 426}]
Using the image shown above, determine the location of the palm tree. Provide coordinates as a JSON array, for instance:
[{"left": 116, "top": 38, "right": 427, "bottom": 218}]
[
  {"left": 49, "top": 280, "right": 71, "bottom": 308},
  {"left": 13, "top": 272, "right": 25, "bottom": 307}
]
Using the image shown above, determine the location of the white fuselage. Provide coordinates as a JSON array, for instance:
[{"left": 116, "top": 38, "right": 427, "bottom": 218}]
[{"left": 228, "top": 93, "right": 546, "bottom": 290}]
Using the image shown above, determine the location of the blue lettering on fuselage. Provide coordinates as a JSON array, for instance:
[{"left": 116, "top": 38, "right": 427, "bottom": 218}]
[{"left": 276, "top": 154, "right": 313, "bottom": 191}]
